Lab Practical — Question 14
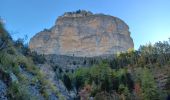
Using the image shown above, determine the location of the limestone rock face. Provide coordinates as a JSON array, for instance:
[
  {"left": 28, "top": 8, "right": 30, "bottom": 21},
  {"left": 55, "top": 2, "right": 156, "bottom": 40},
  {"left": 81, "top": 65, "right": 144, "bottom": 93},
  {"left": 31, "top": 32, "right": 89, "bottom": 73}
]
[{"left": 29, "top": 11, "right": 134, "bottom": 57}]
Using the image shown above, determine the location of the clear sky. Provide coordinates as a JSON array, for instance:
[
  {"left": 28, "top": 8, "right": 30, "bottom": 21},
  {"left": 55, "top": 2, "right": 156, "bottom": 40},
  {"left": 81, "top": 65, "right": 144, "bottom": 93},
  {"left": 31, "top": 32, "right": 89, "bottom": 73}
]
[{"left": 0, "top": 0, "right": 170, "bottom": 49}]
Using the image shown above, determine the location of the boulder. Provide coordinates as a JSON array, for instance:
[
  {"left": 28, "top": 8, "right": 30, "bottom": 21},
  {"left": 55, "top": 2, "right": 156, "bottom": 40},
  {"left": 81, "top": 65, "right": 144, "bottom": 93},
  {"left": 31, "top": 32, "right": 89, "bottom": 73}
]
[{"left": 9, "top": 72, "right": 18, "bottom": 83}]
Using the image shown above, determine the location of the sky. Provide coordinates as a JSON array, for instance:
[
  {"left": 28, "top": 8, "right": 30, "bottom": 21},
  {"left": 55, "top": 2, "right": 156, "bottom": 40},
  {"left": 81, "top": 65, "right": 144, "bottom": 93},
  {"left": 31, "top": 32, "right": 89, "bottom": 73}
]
[{"left": 0, "top": 0, "right": 170, "bottom": 49}]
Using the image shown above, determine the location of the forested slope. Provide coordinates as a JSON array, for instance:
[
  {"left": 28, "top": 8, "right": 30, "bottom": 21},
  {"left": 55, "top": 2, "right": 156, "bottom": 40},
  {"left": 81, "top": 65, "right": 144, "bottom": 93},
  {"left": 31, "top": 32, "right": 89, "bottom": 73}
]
[{"left": 61, "top": 38, "right": 170, "bottom": 100}]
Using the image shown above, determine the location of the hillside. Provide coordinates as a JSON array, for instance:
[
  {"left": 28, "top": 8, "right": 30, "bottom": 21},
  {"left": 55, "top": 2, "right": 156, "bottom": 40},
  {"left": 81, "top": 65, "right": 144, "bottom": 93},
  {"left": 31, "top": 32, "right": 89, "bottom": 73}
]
[
  {"left": 0, "top": 22, "right": 71, "bottom": 100},
  {"left": 0, "top": 11, "right": 170, "bottom": 100}
]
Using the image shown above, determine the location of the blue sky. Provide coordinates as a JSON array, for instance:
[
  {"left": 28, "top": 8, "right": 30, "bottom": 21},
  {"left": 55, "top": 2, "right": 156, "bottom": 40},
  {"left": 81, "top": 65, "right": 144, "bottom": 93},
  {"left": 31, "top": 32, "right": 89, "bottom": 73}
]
[{"left": 0, "top": 0, "right": 170, "bottom": 49}]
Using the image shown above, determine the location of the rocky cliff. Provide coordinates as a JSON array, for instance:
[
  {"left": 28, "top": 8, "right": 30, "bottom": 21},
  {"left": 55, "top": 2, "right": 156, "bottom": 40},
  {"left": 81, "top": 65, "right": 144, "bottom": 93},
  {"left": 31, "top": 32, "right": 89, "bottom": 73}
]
[{"left": 29, "top": 10, "right": 134, "bottom": 57}]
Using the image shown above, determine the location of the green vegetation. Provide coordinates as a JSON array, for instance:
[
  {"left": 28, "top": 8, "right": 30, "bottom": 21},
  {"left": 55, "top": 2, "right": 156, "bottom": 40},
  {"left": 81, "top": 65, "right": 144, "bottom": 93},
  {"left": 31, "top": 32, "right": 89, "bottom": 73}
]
[
  {"left": 1, "top": 21, "right": 170, "bottom": 99},
  {"left": 65, "top": 62, "right": 134, "bottom": 99},
  {"left": 0, "top": 21, "right": 63, "bottom": 99},
  {"left": 62, "top": 38, "right": 170, "bottom": 99}
]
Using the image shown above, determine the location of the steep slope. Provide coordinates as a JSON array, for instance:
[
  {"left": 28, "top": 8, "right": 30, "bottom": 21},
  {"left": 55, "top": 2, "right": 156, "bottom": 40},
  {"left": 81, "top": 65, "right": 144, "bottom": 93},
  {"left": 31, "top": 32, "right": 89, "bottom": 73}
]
[
  {"left": 0, "top": 21, "right": 71, "bottom": 100},
  {"left": 29, "top": 10, "right": 134, "bottom": 57}
]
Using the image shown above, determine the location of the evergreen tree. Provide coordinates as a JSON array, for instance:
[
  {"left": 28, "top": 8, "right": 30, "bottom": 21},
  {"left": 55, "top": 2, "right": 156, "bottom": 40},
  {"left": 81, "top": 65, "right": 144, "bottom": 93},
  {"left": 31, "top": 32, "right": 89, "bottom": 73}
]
[{"left": 140, "top": 68, "right": 160, "bottom": 100}]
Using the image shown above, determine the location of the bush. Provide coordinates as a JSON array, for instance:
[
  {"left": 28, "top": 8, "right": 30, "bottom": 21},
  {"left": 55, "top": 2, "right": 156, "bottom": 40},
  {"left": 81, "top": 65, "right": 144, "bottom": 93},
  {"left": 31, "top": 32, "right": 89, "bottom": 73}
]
[
  {"left": 30, "top": 52, "right": 46, "bottom": 64},
  {"left": 7, "top": 82, "right": 31, "bottom": 100},
  {"left": 62, "top": 74, "right": 72, "bottom": 91}
]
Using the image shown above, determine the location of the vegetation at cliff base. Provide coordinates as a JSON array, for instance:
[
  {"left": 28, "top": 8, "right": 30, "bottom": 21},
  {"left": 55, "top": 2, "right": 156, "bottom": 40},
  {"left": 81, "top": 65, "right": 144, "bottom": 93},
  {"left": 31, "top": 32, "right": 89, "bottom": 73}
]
[{"left": 62, "top": 38, "right": 170, "bottom": 100}]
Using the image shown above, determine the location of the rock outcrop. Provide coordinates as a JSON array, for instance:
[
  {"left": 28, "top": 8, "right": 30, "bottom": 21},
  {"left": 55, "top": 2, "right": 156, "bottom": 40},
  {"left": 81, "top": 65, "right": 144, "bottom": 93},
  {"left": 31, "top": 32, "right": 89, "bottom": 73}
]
[
  {"left": 29, "top": 10, "right": 134, "bottom": 57},
  {"left": 0, "top": 80, "right": 7, "bottom": 100}
]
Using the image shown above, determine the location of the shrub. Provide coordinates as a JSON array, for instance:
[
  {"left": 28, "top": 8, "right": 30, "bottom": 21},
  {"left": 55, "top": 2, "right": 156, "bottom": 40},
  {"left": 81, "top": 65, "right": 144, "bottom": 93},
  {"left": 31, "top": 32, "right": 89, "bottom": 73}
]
[{"left": 62, "top": 74, "right": 72, "bottom": 91}]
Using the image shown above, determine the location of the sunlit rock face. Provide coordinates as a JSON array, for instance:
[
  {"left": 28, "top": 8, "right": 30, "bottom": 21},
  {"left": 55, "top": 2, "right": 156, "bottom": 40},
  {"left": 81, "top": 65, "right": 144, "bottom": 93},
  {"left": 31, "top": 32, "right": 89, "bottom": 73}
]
[{"left": 29, "top": 11, "right": 134, "bottom": 57}]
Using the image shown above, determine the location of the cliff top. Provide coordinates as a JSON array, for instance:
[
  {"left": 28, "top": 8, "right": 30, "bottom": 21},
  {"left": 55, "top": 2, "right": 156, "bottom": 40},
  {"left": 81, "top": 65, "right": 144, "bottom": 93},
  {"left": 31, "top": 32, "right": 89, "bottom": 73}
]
[{"left": 60, "top": 10, "right": 93, "bottom": 18}]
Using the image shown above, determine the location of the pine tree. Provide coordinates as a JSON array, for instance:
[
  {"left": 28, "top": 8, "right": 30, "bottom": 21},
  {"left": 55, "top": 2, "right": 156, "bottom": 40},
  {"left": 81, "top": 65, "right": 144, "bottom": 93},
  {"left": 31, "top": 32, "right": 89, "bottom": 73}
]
[{"left": 140, "top": 68, "right": 160, "bottom": 100}]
